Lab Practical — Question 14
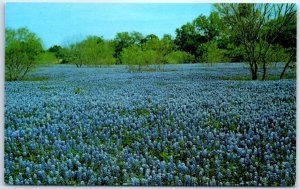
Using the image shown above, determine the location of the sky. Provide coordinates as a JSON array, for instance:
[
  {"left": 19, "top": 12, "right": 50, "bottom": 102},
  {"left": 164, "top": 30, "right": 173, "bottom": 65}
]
[{"left": 5, "top": 3, "right": 212, "bottom": 48}]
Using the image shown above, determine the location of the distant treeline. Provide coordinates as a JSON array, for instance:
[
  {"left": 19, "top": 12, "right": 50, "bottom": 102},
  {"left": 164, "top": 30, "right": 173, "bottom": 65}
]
[
  {"left": 47, "top": 13, "right": 240, "bottom": 68},
  {"left": 5, "top": 3, "right": 296, "bottom": 81}
]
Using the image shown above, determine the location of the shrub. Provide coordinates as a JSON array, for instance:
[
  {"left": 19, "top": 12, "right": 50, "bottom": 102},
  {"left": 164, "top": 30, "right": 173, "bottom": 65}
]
[
  {"left": 5, "top": 28, "right": 43, "bottom": 81},
  {"left": 35, "top": 52, "right": 57, "bottom": 66},
  {"left": 67, "top": 36, "right": 116, "bottom": 67},
  {"left": 120, "top": 45, "right": 144, "bottom": 71},
  {"left": 166, "top": 51, "right": 195, "bottom": 64},
  {"left": 121, "top": 45, "right": 166, "bottom": 72},
  {"left": 203, "top": 41, "right": 227, "bottom": 64}
]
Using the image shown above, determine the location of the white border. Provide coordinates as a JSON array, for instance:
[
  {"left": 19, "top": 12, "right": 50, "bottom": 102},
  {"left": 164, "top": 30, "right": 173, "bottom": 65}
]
[
  {"left": 3, "top": 0, "right": 299, "bottom": 3},
  {"left": 0, "top": 1, "right": 298, "bottom": 189}
]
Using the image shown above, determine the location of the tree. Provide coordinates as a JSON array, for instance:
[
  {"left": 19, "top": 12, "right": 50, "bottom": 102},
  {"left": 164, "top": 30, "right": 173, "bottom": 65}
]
[
  {"left": 141, "top": 34, "right": 159, "bottom": 44},
  {"left": 159, "top": 34, "right": 177, "bottom": 56},
  {"left": 215, "top": 3, "right": 296, "bottom": 80},
  {"left": 165, "top": 51, "right": 194, "bottom": 64},
  {"left": 48, "top": 45, "right": 64, "bottom": 63},
  {"left": 175, "top": 22, "right": 201, "bottom": 61},
  {"left": 175, "top": 12, "right": 225, "bottom": 63},
  {"left": 193, "top": 12, "right": 222, "bottom": 42},
  {"left": 69, "top": 36, "right": 116, "bottom": 67},
  {"left": 141, "top": 34, "right": 177, "bottom": 65},
  {"left": 120, "top": 43, "right": 165, "bottom": 72},
  {"left": 5, "top": 28, "right": 43, "bottom": 81},
  {"left": 120, "top": 44, "right": 145, "bottom": 72},
  {"left": 130, "top": 31, "right": 144, "bottom": 45},
  {"left": 114, "top": 31, "right": 143, "bottom": 64},
  {"left": 203, "top": 40, "right": 227, "bottom": 65},
  {"left": 69, "top": 43, "right": 85, "bottom": 68},
  {"left": 270, "top": 13, "right": 296, "bottom": 79}
]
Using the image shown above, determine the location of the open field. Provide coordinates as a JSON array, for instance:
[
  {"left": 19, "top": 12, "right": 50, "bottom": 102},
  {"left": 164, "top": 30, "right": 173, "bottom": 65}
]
[{"left": 4, "top": 63, "right": 296, "bottom": 186}]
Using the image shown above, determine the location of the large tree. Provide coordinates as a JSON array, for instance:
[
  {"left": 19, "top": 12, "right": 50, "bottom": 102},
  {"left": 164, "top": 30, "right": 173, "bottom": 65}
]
[
  {"left": 113, "top": 31, "right": 143, "bottom": 64},
  {"left": 5, "top": 28, "right": 43, "bottom": 81},
  {"left": 48, "top": 45, "right": 64, "bottom": 63},
  {"left": 175, "top": 12, "right": 224, "bottom": 62},
  {"left": 175, "top": 22, "right": 202, "bottom": 61},
  {"left": 272, "top": 13, "right": 296, "bottom": 79},
  {"left": 69, "top": 36, "right": 116, "bottom": 67},
  {"left": 215, "top": 3, "right": 296, "bottom": 80}
]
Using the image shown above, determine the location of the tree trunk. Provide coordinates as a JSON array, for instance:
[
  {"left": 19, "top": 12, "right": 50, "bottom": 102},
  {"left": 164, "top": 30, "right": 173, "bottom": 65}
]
[
  {"left": 251, "top": 72, "right": 258, "bottom": 80},
  {"left": 280, "top": 63, "right": 289, "bottom": 79},
  {"left": 251, "top": 62, "right": 258, "bottom": 80},
  {"left": 280, "top": 51, "right": 295, "bottom": 79},
  {"left": 262, "top": 60, "right": 267, "bottom": 80}
]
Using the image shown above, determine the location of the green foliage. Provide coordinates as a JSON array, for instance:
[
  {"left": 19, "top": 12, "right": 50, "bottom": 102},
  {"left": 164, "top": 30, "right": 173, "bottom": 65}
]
[
  {"left": 215, "top": 3, "right": 297, "bottom": 80},
  {"left": 67, "top": 36, "right": 116, "bottom": 67},
  {"left": 158, "top": 152, "right": 171, "bottom": 162},
  {"left": 48, "top": 45, "right": 64, "bottom": 62},
  {"left": 120, "top": 45, "right": 144, "bottom": 69},
  {"left": 5, "top": 28, "right": 43, "bottom": 81},
  {"left": 175, "top": 23, "right": 200, "bottom": 60},
  {"left": 35, "top": 51, "right": 57, "bottom": 66},
  {"left": 175, "top": 12, "right": 223, "bottom": 62},
  {"left": 142, "top": 34, "right": 177, "bottom": 61},
  {"left": 265, "top": 45, "right": 289, "bottom": 63},
  {"left": 74, "top": 87, "right": 81, "bottom": 94},
  {"left": 114, "top": 31, "right": 143, "bottom": 64},
  {"left": 203, "top": 40, "right": 228, "bottom": 64},
  {"left": 23, "top": 76, "right": 49, "bottom": 82},
  {"left": 120, "top": 44, "right": 163, "bottom": 72},
  {"left": 225, "top": 44, "right": 245, "bottom": 62},
  {"left": 6, "top": 3, "right": 295, "bottom": 78},
  {"left": 119, "top": 34, "right": 185, "bottom": 70},
  {"left": 142, "top": 50, "right": 162, "bottom": 66},
  {"left": 193, "top": 12, "right": 222, "bottom": 42},
  {"left": 165, "top": 51, "right": 194, "bottom": 64},
  {"left": 57, "top": 47, "right": 74, "bottom": 64}
]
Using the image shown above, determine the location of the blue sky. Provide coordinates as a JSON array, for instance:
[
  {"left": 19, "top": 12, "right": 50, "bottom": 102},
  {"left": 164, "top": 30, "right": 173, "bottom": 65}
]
[{"left": 5, "top": 3, "right": 212, "bottom": 48}]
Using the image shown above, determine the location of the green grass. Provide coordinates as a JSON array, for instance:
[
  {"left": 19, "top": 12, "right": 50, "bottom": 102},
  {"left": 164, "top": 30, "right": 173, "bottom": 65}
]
[
  {"left": 143, "top": 68, "right": 178, "bottom": 73},
  {"left": 135, "top": 108, "right": 151, "bottom": 116},
  {"left": 23, "top": 76, "right": 49, "bottom": 82},
  {"left": 205, "top": 116, "right": 238, "bottom": 132},
  {"left": 205, "top": 116, "right": 222, "bottom": 130},
  {"left": 35, "top": 52, "right": 58, "bottom": 66},
  {"left": 220, "top": 74, "right": 296, "bottom": 81},
  {"left": 119, "top": 110, "right": 126, "bottom": 116},
  {"left": 155, "top": 82, "right": 166, "bottom": 87},
  {"left": 122, "top": 131, "right": 142, "bottom": 147},
  {"left": 74, "top": 87, "right": 81, "bottom": 94},
  {"left": 39, "top": 86, "right": 51, "bottom": 90},
  {"left": 117, "top": 106, "right": 163, "bottom": 117}
]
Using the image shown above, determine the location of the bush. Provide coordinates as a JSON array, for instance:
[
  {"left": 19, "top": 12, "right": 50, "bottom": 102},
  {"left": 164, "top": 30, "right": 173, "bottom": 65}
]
[
  {"left": 67, "top": 36, "right": 116, "bottom": 67},
  {"left": 48, "top": 45, "right": 64, "bottom": 62},
  {"left": 120, "top": 45, "right": 144, "bottom": 70},
  {"left": 5, "top": 28, "right": 43, "bottom": 81},
  {"left": 35, "top": 52, "right": 57, "bottom": 66},
  {"left": 121, "top": 45, "right": 164, "bottom": 72},
  {"left": 203, "top": 41, "right": 227, "bottom": 64},
  {"left": 166, "top": 51, "right": 195, "bottom": 64}
]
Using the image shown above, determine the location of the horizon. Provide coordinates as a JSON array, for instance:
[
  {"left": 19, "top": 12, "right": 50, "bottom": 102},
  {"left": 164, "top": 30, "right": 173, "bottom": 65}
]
[{"left": 5, "top": 3, "right": 212, "bottom": 49}]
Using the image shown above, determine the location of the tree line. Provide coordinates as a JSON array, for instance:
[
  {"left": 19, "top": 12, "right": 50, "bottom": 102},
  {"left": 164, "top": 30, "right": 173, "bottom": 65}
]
[{"left": 5, "top": 3, "right": 296, "bottom": 81}]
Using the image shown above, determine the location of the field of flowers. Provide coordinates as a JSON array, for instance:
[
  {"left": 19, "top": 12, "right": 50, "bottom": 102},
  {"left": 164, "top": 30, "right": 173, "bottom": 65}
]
[{"left": 5, "top": 63, "right": 296, "bottom": 186}]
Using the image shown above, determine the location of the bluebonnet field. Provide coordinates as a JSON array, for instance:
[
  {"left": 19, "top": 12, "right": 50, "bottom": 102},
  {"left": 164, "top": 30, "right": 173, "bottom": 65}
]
[{"left": 5, "top": 63, "right": 296, "bottom": 186}]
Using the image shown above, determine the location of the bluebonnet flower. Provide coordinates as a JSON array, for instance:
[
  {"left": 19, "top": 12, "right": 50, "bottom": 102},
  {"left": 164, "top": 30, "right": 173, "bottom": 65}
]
[
  {"left": 8, "top": 176, "right": 14, "bottom": 185},
  {"left": 174, "top": 176, "right": 182, "bottom": 186},
  {"left": 4, "top": 64, "right": 296, "bottom": 186}
]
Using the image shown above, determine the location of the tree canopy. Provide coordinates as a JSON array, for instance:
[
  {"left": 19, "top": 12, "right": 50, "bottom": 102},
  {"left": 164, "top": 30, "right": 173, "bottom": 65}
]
[{"left": 5, "top": 28, "right": 43, "bottom": 81}]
